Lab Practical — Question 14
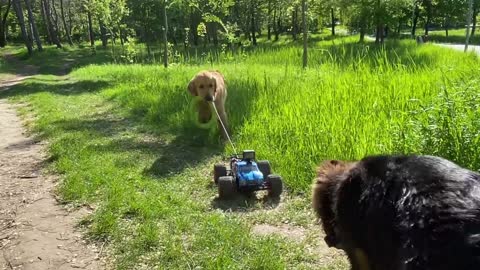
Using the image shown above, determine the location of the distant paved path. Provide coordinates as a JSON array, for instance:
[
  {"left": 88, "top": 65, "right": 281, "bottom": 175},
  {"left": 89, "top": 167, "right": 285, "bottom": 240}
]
[
  {"left": 0, "top": 55, "right": 104, "bottom": 270},
  {"left": 434, "top": 43, "right": 480, "bottom": 55},
  {"left": 366, "top": 35, "right": 480, "bottom": 55}
]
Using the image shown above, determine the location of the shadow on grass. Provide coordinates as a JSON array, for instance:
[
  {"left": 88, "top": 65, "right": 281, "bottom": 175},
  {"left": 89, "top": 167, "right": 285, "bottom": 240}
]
[
  {"left": 2, "top": 46, "right": 112, "bottom": 76},
  {"left": 0, "top": 79, "right": 110, "bottom": 98},
  {"left": 47, "top": 109, "right": 223, "bottom": 178},
  {"left": 211, "top": 193, "right": 281, "bottom": 212},
  {"left": 144, "top": 134, "right": 222, "bottom": 178}
]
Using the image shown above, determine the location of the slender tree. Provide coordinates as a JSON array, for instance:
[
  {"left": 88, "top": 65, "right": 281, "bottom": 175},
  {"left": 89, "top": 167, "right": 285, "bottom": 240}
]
[
  {"left": 87, "top": 10, "right": 94, "bottom": 47},
  {"left": 292, "top": 4, "right": 298, "bottom": 40},
  {"left": 331, "top": 7, "right": 335, "bottom": 35},
  {"left": 267, "top": 0, "right": 272, "bottom": 40},
  {"left": 0, "top": 0, "right": 11, "bottom": 47},
  {"left": 466, "top": 0, "right": 474, "bottom": 52},
  {"left": 24, "top": 0, "right": 43, "bottom": 51},
  {"left": 411, "top": 0, "right": 419, "bottom": 38},
  {"left": 99, "top": 19, "right": 107, "bottom": 47},
  {"left": 423, "top": 0, "right": 432, "bottom": 35},
  {"left": 59, "top": 0, "right": 73, "bottom": 45},
  {"left": 50, "top": 0, "right": 60, "bottom": 35},
  {"left": 43, "top": 0, "right": 61, "bottom": 48},
  {"left": 302, "top": 0, "right": 307, "bottom": 68},
  {"left": 471, "top": 4, "right": 478, "bottom": 37},
  {"left": 162, "top": 0, "right": 168, "bottom": 68},
  {"left": 250, "top": 0, "right": 257, "bottom": 45},
  {"left": 40, "top": 0, "right": 52, "bottom": 44},
  {"left": 12, "top": 0, "right": 32, "bottom": 54}
]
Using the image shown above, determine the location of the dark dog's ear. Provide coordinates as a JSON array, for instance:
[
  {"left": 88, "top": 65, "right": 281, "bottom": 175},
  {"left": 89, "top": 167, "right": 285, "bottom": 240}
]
[
  {"left": 338, "top": 167, "right": 363, "bottom": 197},
  {"left": 335, "top": 166, "right": 363, "bottom": 222},
  {"left": 188, "top": 78, "right": 196, "bottom": 96}
]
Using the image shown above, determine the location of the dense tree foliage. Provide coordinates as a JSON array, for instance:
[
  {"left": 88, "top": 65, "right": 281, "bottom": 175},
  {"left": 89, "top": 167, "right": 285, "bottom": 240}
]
[{"left": 0, "top": 0, "right": 474, "bottom": 55}]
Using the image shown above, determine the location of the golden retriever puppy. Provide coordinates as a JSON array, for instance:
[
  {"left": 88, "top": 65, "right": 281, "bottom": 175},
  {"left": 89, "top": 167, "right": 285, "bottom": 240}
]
[{"left": 188, "top": 70, "right": 229, "bottom": 138}]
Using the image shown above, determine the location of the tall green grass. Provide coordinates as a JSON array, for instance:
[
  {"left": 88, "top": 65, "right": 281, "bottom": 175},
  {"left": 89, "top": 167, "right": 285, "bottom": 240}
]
[{"left": 73, "top": 39, "right": 480, "bottom": 191}]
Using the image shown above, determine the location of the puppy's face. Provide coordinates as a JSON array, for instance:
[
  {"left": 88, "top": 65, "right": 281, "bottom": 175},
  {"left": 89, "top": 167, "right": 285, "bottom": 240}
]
[
  {"left": 188, "top": 73, "right": 217, "bottom": 102},
  {"left": 312, "top": 160, "right": 356, "bottom": 249}
]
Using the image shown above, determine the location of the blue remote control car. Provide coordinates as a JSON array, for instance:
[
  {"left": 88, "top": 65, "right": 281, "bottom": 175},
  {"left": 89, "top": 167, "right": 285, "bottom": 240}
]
[{"left": 213, "top": 150, "right": 283, "bottom": 199}]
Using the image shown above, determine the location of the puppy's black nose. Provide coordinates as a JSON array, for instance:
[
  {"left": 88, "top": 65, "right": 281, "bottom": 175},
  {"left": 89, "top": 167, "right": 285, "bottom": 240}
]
[{"left": 205, "top": 95, "right": 213, "bottom": 102}]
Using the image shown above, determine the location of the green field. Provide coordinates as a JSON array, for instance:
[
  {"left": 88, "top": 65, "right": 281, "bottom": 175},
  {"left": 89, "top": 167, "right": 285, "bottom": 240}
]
[{"left": 1, "top": 36, "right": 480, "bottom": 269}]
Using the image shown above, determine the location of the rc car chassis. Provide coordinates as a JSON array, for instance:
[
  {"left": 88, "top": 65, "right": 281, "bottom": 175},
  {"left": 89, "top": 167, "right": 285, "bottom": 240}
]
[{"left": 213, "top": 150, "right": 283, "bottom": 199}]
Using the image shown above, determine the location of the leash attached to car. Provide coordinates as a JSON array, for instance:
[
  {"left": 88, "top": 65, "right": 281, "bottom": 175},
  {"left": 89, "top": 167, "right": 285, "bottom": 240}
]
[{"left": 211, "top": 101, "right": 238, "bottom": 156}]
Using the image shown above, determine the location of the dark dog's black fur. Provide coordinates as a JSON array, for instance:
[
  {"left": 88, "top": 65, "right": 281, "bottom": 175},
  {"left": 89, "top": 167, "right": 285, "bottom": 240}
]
[{"left": 312, "top": 155, "right": 480, "bottom": 270}]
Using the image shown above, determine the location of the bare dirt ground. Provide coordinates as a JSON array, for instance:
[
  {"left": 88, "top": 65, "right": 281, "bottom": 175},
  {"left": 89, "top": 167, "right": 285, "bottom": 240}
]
[{"left": 0, "top": 56, "right": 104, "bottom": 270}]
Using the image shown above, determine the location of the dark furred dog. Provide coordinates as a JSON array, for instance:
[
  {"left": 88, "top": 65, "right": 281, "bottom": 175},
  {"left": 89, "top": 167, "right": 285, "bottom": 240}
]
[{"left": 312, "top": 155, "right": 480, "bottom": 270}]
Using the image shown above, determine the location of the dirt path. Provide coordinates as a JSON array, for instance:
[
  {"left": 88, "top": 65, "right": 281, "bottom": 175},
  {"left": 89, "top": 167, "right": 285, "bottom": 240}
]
[{"left": 0, "top": 56, "right": 104, "bottom": 270}]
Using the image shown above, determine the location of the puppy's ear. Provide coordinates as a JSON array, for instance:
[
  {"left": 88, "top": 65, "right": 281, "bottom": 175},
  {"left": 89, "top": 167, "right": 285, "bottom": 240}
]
[
  {"left": 212, "top": 73, "right": 225, "bottom": 94},
  {"left": 213, "top": 76, "right": 217, "bottom": 94},
  {"left": 188, "top": 78, "right": 197, "bottom": 96}
]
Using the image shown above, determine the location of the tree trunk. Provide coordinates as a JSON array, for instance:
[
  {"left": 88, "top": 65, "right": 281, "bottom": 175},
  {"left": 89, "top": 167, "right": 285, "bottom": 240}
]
[
  {"left": 250, "top": 0, "right": 256, "bottom": 45},
  {"left": 118, "top": 23, "right": 124, "bottom": 46},
  {"left": 40, "top": 0, "right": 51, "bottom": 44},
  {"left": 99, "top": 20, "right": 107, "bottom": 48},
  {"left": 444, "top": 16, "right": 449, "bottom": 37},
  {"left": 59, "top": 0, "right": 73, "bottom": 45},
  {"left": 43, "top": 0, "right": 61, "bottom": 48},
  {"left": 12, "top": 0, "right": 32, "bottom": 55},
  {"left": 87, "top": 10, "right": 94, "bottom": 47},
  {"left": 67, "top": 0, "right": 73, "bottom": 34},
  {"left": 0, "top": 0, "right": 11, "bottom": 47},
  {"left": 472, "top": 7, "right": 478, "bottom": 37},
  {"left": 24, "top": 0, "right": 42, "bottom": 51},
  {"left": 331, "top": 7, "right": 335, "bottom": 35},
  {"left": 267, "top": 0, "right": 272, "bottom": 40},
  {"left": 26, "top": 14, "right": 33, "bottom": 46},
  {"left": 275, "top": 8, "right": 280, "bottom": 41},
  {"left": 302, "top": 0, "right": 307, "bottom": 68},
  {"left": 273, "top": 5, "right": 277, "bottom": 41},
  {"left": 359, "top": 14, "right": 367, "bottom": 42},
  {"left": 212, "top": 23, "right": 218, "bottom": 46},
  {"left": 465, "top": 0, "right": 474, "bottom": 52},
  {"left": 411, "top": 3, "right": 419, "bottom": 38},
  {"left": 424, "top": 0, "right": 431, "bottom": 35},
  {"left": 292, "top": 5, "right": 298, "bottom": 40},
  {"left": 50, "top": 0, "right": 60, "bottom": 36},
  {"left": 162, "top": 2, "right": 168, "bottom": 68},
  {"left": 189, "top": 7, "right": 199, "bottom": 46}
]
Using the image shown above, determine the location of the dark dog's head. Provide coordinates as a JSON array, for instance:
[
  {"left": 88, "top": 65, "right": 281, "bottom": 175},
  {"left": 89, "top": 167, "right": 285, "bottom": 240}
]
[{"left": 312, "top": 159, "right": 357, "bottom": 249}]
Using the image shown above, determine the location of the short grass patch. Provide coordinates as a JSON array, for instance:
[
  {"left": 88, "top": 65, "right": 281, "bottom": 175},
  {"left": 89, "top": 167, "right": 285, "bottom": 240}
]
[{"left": 2, "top": 37, "right": 480, "bottom": 269}]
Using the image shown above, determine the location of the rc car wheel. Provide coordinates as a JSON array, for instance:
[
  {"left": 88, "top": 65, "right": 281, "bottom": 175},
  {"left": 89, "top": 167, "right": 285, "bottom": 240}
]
[
  {"left": 218, "top": 176, "right": 236, "bottom": 199},
  {"left": 257, "top": 160, "right": 271, "bottom": 178},
  {"left": 267, "top": 174, "right": 283, "bottom": 198},
  {"left": 214, "top": 164, "right": 227, "bottom": 184}
]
